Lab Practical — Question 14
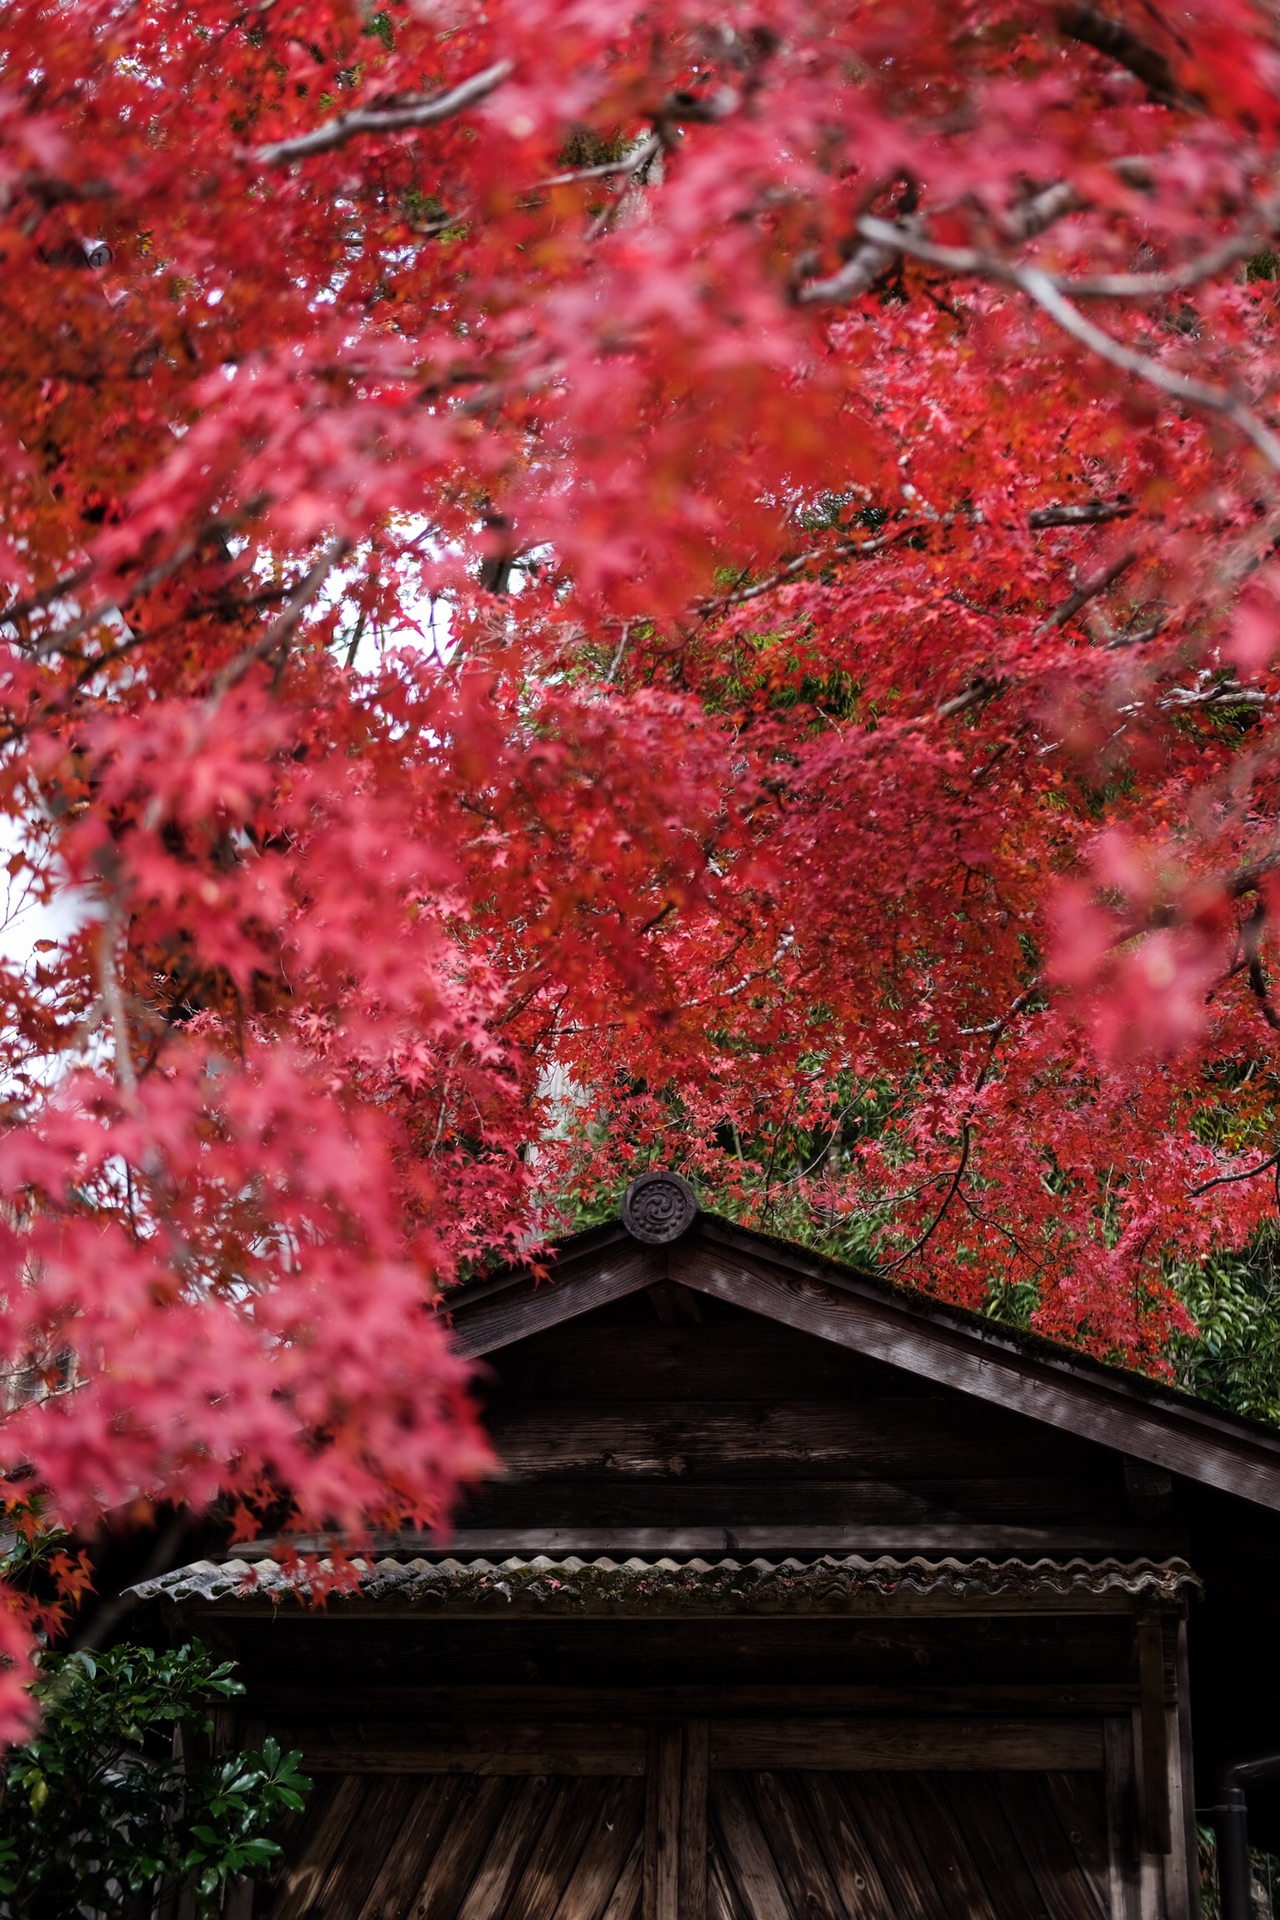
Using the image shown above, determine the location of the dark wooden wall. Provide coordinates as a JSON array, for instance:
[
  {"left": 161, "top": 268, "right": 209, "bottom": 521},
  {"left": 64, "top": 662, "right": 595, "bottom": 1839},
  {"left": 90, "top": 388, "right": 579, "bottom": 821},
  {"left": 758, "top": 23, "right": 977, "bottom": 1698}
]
[{"left": 452, "top": 1294, "right": 1164, "bottom": 1551}]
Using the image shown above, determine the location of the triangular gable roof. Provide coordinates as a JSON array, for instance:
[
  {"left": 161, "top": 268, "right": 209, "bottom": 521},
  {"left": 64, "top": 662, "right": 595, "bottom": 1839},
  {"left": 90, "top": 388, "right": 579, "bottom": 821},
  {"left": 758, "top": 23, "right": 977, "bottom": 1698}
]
[{"left": 445, "top": 1182, "right": 1280, "bottom": 1514}]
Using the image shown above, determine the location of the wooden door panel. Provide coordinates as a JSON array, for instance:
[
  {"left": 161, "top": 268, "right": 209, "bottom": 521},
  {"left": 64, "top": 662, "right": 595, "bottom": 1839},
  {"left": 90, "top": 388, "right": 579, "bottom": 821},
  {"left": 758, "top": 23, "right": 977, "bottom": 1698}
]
[
  {"left": 709, "top": 1770, "right": 1111, "bottom": 1920},
  {"left": 262, "top": 1756, "right": 1109, "bottom": 1920},
  {"left": 264, "top": 1774, "right": 644, "bottom": 1920}
]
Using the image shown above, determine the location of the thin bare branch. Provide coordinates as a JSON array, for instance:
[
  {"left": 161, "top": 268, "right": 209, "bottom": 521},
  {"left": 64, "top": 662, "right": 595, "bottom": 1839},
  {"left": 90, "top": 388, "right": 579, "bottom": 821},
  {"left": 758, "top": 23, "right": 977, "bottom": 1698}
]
[
  {"left": 541, "top": 135, "right": 661, "bottom": 189},
  {"left": 210, "top": 536, "right": 351, "bottom": 699},
  {"left": 1055, "top": 3, "right": 1198, "bottom": 108},
  {"left": 1189, "top": 1147, "right": 1280, "bottom": 1197},
  {"left": 1029, "top": 500, "right": 1135, "bottom": 527},
  {"left": 254, "top": 62, "right": 513, "bottom": 167},
  {"left": 1015, "top": 267, "right": 1280, "bottom": 475},
  {"left": 1037, "top": 549, "right": 1137, "bottom": 634}
]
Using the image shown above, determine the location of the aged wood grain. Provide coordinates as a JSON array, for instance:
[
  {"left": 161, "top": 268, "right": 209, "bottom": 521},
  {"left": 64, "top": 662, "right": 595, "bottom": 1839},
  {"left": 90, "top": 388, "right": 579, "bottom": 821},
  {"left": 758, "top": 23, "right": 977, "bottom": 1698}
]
[
  {"left": 705, "top": 1837, "right": 748, "bottom": 1920},
  {"left": 885, "top": 1774, "right": 1004, "bottom": 1920},
  {"left": 1104, "top": 1717, "right": 1143, "bottom": 1920},
  {"left": 708, "top": 1717, "right": 1105, "bottom": 1771},
  {"left": 795, "top": 1769, "right": 896, "bottom": 1920},
  {"left": 268, "top": 1774, "right": 369, "bottom": 1920},
  {"left": 708, "top": 1770, "right": 793, "bottom": 1920},
  {"left": 481, "top": 1399, "right": 1101, "bottom": 1482},
  {"left": 449, "top": 1250, "right": 660, "bottom": 1358},
  {"left": 670, "top": 1239, "right": 1280, "bottom": 1510},
  {"left": 435, "top": 1524, "right": 1174, "bottom": 1555},
  {"left": 501, "top": 1779, "right": 605, "bottom": 1920},
  {"left": 405, "top": 1774, "right": 508, "bottom": 1920},
  {"left": 325, "top": 1776, "right": 422, "bottom": 1920},
  {"left": 1136, "top": 1616, "right": 1173, "bottom": 1856},
  {"left": 740, "top": 1770, "right": 847, "bottom": 1920},
  {"left": 1044, "top": 1770, "right": 1112, "bottom": 1920},
  {"left": 842, "top": 1773, "right": 944, "bottom": 1920},
  {"left": 599, "top": 1832, "right": 645, "bottom": 1920},
  {"left": 454, "top": 1773, "right": 556, "bottom": 1920},
  {"left": 992, "top": 1771, "right": 1108, "bottom": 1920},
  {"left": 355, "top": 1777, "right": 464, "bottom": 1920},
  {"left": 643, "top": 1726, "right": 682, "bottom": 1920},
  {"left": 679, "top": 1720, "right": 709, "bottom": 1920},
  {"left": 293, "top": 1723, "right": 647, "bottom": 1775},
  {"left": 939, "top": 1772, "right": 1067, "bottom": 1920},
  {"left": 550, "top": 1777, "right": 645, "bottom": 1920}
]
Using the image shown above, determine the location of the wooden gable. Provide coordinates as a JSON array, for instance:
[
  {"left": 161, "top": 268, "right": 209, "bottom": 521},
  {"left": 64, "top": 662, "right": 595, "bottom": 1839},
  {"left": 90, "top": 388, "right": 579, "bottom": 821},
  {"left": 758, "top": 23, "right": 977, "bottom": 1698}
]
[{"left": 137, "top": 1179, "right": 1280, "bottom": 1920}]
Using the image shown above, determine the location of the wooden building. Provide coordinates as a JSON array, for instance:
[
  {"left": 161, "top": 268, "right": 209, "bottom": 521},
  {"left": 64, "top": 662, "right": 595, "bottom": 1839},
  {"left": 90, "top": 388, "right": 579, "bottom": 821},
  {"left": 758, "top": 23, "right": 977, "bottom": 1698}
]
[{"left": 135, "top": 1172, "right": 1280, "bottom": 1920}]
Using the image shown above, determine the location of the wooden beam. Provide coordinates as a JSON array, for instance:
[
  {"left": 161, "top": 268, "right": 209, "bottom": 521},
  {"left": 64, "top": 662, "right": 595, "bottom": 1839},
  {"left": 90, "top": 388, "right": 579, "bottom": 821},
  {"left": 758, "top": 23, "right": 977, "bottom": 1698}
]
[
  {"left": 429, "top": 1524, "right": 1184, "bottom": 1557},
  {"left": 289, "top": 1722, "right": 647, "bottom": 1774},
  {"left": 448, "top": 1247, "right": 661, "bottom": 1357},
  {"left": 643, "top": 1726, "right": 681, "bottom": 1920},
  {"left": 671, "top": 1240, "right": 1280, "bottom": 1510},
  {"left": 1136, "top": 1615, "right": 1172, "bottom": 1855},
  {"left": 706, "top": 1716, "right": 1104, "bottom": 1770},
  {"left": 679, "top": 1721, "right": 708, "bottom": 1920}
]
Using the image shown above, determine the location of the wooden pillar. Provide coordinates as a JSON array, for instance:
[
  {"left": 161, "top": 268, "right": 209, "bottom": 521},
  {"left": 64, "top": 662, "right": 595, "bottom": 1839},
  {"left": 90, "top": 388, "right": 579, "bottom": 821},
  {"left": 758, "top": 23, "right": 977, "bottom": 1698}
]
[{"left": 644, "top": 1721, "right": 708, "bottom": 1920}]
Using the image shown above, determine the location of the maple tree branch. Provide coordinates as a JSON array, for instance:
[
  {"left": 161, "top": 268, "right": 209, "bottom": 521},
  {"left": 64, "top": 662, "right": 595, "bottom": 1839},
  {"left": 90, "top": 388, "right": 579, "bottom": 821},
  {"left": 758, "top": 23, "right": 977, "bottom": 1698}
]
[
  {"left": 1037, "top": 549, "right": 1137, "bottom": 634},
  {"left": 541, "top": 135, "right": 661, "bottom": 189},
  {"left": 1189, "top": 1148, "right": 1280, "bottom": 1198},
  {"left": 881, "top": 1120, "right": 972, "bottom": 1272},
  {"left": 210, "top": 536, "right": 351, "bottom": 699},
  {"left": 253, "top": 61, "right": 513, "bottom": 166},
  {"left": 1015, "top": 267, "right": 1280, "bottom": 475},
  {"left": 1029, "top": 500, "right": 1135, "bottom": 527},
  {"left": 849, "top": 216, "right": 1273, "bottom": 303},
  {"left": 1054, "top": 4, "right": 1196, "bottom": 109}
]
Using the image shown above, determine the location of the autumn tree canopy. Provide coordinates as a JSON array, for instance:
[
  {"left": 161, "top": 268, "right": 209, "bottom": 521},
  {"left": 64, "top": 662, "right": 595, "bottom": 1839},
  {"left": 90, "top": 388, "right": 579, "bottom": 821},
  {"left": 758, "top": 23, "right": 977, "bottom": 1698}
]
[{"left": 3, "top": 0, "right": 1280, "bottom": 1728}]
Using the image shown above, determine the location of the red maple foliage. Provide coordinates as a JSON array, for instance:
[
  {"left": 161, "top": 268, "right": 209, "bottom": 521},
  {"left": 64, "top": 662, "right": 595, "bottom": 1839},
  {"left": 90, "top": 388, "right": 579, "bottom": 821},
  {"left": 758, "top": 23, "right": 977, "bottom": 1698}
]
[{"left": 1, "top": 0, "right": 1280, "bottom": 1729}]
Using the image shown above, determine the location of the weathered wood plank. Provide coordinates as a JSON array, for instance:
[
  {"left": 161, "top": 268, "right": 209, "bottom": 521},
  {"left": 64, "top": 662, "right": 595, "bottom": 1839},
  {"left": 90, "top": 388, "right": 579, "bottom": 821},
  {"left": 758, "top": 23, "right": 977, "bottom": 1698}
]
[
  {"left": 481, "top": 1399, "right": 1108, "bottom": 1482},
  {"left": 484, "top": 1315, "right": 923, "bottom": 1403},
  {"left": 433, "top": 1523, "right": 1175, "bottom": 1555},
  {"left": 670, "top": 1238, "right": 1280, "bottom": 1511},
  {"left": 502, "top": 1779, "right": 606, "bottom": 1920},
  {"left": 1104, "top": 1715, "right": 1143, "bottom": 1920},
  {"left": 795, "top": 1770, "right": 896, "bottom": 1920},
  {"left": 940, "top": 1772, "right": 1068, "bottom": 1920},
  {"left": 1137, "top": 1616, "right": 1172, "bottom": 1855},
  {"left": 679, "top": 1721, "right": 709, "bottom": 1920},
  {"left": 708, "top": 1717, "right": 1105, "bottom": 1771},
  {"left": 992, "top": 1771, "right": 1108, "bottom": 1920},
  {"left": 356, "top": 1777, "right": 464, "bottom": 1920},
  {"left": 327, "top": 1776, "right": 423, "bottom": 1920},
  {"left": 293, "top": 1723, "right": 647, "bottom": 1775},
  {"left": 1044, "top": 1770, "right": 1112, "bottom": 1920},
  {"left": 550, "top": 1777, "right": 645, "bottom": 1920},
  {"left": 643, "top": 1726, "right": 682, "bottom": 1920},
  {"left": 403, "top": 1774, "right": 508, "bottom": 1920},
  {"left": 268, "top": 1775, "right": 369, "bottom": 1920},
  {"left": 705, "top": 1836, "right": 748, "bottom": 1920},
  {"left": 252, "top": 1681, "right": 1144, "bottom": 1722},
  {"left": 708, "top": 1770, "right": 794, "bottom": 1920},
  {"left": 461, "top": 1476, "right": 1133, "bottom": 1532},
  {"left": 741, "top": 1770, "right": 849, "bottom": 1920},
  {"left": 839, "top": 1774, "right": 943, "bottom": 1920},
  {"left": 455, "top": 1774, "right": 556, "bottom": 1920},
  {"left": 600, "top": 1832, "right": 645, "bottom": 1920},
  {"left": 228, "top": 1613, "right": 1139, "bottom": 1695},
  {"left": 887, "top": 1774, "right": 1004, "bottom": 1920},
  {"left": 449, "top": 1250, "right": 661, "bottom": 1358},
  {"left": 1167, "top": 1617, "right": 1197, "bottom": 1920}
]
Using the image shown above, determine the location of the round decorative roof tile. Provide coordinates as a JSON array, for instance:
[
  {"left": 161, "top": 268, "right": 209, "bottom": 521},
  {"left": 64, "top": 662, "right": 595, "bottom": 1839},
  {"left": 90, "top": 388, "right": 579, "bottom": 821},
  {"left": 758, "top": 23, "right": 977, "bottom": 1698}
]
[{"left": 621, "top": 1169, "right": 699, "bottom": 1244}]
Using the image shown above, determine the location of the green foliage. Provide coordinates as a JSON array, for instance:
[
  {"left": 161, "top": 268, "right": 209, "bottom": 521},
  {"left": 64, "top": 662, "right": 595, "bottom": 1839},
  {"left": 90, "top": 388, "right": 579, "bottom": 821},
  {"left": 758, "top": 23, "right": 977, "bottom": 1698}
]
[
  {"left": 1171, "top": 1233, "right": 1280, "bottom": 1426},
  {"left": 0, "top": 1640, "right": 311, "bottom": 1918}
]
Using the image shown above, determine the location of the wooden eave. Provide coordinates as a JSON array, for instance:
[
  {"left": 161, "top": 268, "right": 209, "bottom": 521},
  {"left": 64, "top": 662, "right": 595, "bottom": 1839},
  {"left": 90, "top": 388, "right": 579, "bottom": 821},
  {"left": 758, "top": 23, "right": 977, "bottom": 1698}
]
[{"left": 443, "top": 1211, "right": 1280, "bottom": 1514}]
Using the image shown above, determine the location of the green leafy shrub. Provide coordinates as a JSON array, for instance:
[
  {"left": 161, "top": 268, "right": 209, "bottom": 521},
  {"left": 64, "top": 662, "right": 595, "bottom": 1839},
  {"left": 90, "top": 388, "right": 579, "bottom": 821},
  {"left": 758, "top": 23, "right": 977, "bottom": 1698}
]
[{"left": 0, "top": 1639, "right": 310, "bottom": 1918}]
